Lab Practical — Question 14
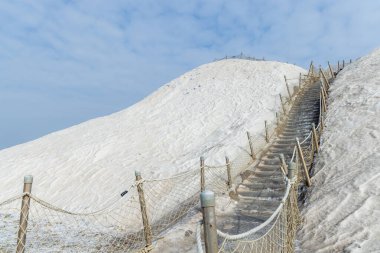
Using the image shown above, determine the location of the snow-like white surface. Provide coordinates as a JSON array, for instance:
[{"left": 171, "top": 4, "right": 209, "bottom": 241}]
[
  {"left": 298, "top": 49, "right": 380, "bottom": 252},
  {"left": 0, "top": 59, "right": 305, "bottom": 210}
]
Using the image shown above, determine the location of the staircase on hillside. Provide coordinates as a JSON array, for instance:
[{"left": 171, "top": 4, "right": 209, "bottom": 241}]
[{"left": 217, "top": 80, "right": 321, "bottom": 234}]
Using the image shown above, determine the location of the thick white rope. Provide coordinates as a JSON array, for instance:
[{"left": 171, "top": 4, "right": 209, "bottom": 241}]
[
  {"left": 216, "top": 179, "right": 292, "bottom": 240},
  {"left": 0, "top": 194, "right": 25, "bottom": 207}
]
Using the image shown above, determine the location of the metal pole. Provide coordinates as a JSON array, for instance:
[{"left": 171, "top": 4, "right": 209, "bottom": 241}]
[
  {"left": 264, "top": 120, "right": 269, "bottom": 143},
  {"left": 284, "top": 75, "right": 291, "bottom": 98},
  {"left": 200, "top": 156, "right": 205, "bottom": 192},
  {"left": 296, "top": 138, "right": 311, "bottom": 186},
  {"left": 16, "top": 175, "right": 33, "bottom": 253},
  {"left": 135, "top": 171, "right": 153, "bottom": 247},
  {"left": 279, "top": 94, "right": 286, "bottom": 114},
  {"left": 200, "top": 190, "right": 218, "bottom": 253},
  {"left": 246, "top": 131, "right": 256, "bottom": 159},
  {"left": 225, "top": 156, "right": 232, "bottom": 189},
  {"left": 312, "top": 123, "right": 319, "bottom": 153}
]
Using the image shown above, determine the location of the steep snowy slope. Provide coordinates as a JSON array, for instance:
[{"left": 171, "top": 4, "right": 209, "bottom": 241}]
[
  {"left": 0, "top": 59, "right": 305, "bottom": 210},
  {"left": 298, "top": 49, "right": 380, "bottom": 252}
]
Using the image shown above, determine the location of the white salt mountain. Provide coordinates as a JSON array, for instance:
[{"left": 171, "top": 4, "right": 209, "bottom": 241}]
[
  {"left": 298, "top": 48, "right": 380, "bottom": 252},
  {"left": 0, "top": 59, "right": 305, "bottom": 211}
]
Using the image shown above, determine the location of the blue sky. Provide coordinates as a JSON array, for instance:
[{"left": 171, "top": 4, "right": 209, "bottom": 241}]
[{"left": 1, "top": 0, "right": 380, "bottom": 149}]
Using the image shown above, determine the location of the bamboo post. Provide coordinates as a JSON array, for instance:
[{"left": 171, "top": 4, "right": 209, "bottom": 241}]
[
  {"left": 279, "top": 94, "right": 286, "bottom": 114},
  {"left": 328, "top": 61, "right": 334, "bottom": 79},
  {"left": 279, "top": 154, "right": 288, "bottom": 175},
  {"left": 264, "top": 120, "right": 269, "bottom": 143},
  {"left": 225, "top": 156, "right": 232, "bottom": 189},
  {"left": 338, "top": 61, "right": 340, "bottom": 70},
  {"left": 312, "top": 123, "right": 319, "bottom": 153},
  {"left": 200, "top": 190, "right": 218, "bottom": 253},
  {"left": 16, "top": 175, "right": 33, "bottom": 253},
  {"left": 296, "top": 138, "right": 311, "bottom": 186},
  {"left": 200, "top": 156, "right": 205, "bottom": 192},
  {"left": 135, "top": 171, "right": 153, "bottom": 247},
  {"left": 284, "top": 75, "right": 291, "bottom": 98},
  {"left": 246, "top": 131, "right": 256, "bottom": 159}
]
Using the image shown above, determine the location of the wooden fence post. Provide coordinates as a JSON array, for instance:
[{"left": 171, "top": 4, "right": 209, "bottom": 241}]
[
  {"left": 200, "top": 190, "right": 218, "bottom": 253},
  {"left": 276, "top": 112, "right": 280, "bottom": 127},
  {"left": 296, "top": 138, "right": 311, "bottom": 186},
  {"left": 328, "top": 61, "right": 334, "bottom": 79},
  {"left": 287, "top": 162, "right": 297, "bottom": 181},
  {"left": 246, "top": 131, "right": 256, "bottom": 159},
  {"left": 16, "top": 175, "right": 33, "bottom": 253},
  {"left": 338, "top": 61, "right": 340, "bottom": 71},
  {"left": 299, "top": 73, "right": 302, "bottom": 88},
  {"left": 279, "top": 154, "right": 288, "bottom": 175},
  {"left": 135, "top": 171, "right": 153, "bottom": 248},
  {"left": 321, "top": 89, "right": 327, "bottom": 113},
  {"left": 320, "top": 68, "right": 330, "bottom": 89},
  {"left": 311, "top": 123, "right": 319, "bottom": 153},
  {"left": 279, "top": 94, "right": 286, "bottom": 114},
  {"left": 284, "top": 75, "right": 291, "bottom": 98},
  {"left": 225, "top": 156, "right": 232, "bottom": 189},
  {"left": 264, "top": 120, "right": 269, "bottom": 143},
  {"left": 200, "top": 156, "right": 205, "bottom": 192}
]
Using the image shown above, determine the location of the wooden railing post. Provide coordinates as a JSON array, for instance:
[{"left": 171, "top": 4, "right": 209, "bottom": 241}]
[
  {"left": 284, "top": 75, "right": 291, "bottom": 98},
  {"left": 328, "top": 61, "right": 334, "bottom": 79},
  {"left": 299, "top": 73, "right": 302, "bottom": 88},
  {"left": 338, "top": 61, "right": 340, "bottom": 71},
  {"left": 320, "top": 68, "right": 330, "bottom": 90},
  {"left": 225, "top": 156, "right": 232, "bottom": 189},
  {"left": 16, "top": 175, "right": 33, "bottom": 253},
  {"left": 246, "top": 131, "right": 256, "bottom": 159},
  {"left": 311, "top": 123, "right": 319, "bottom": 153},
  {"left": 296, "top": 138, "right": 311, "bottom": 186},
  {"left": 279, "top": 94, "right": 286, "bottom": 114},
  {"left": 279, "top": 154, "right": 288, "bottom": 175},
  {"left": 287, "top": 162, "right": 297, "bottom": 181},
  {"left": 276, "top": 112, "right": 280, "bottom": 127},
  {"left": 135, "top": 171, "right": 153, "bottom": 248},
  {"left": 200, "top": 156, "right": 205, "bottom": 192},
  {"left": 264, "top": 120, "right": 269, "bottom": 143},
  {"left": 200, "top": 190, "right": 218, "bottom": 253},
  {"left": 321, "top": 89, "right": 327, "bottom": 113}
]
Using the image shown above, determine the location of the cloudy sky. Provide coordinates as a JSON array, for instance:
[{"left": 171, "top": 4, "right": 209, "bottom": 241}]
[{"left": 1, "top": 0, "right": 379, "bottom": 149}]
